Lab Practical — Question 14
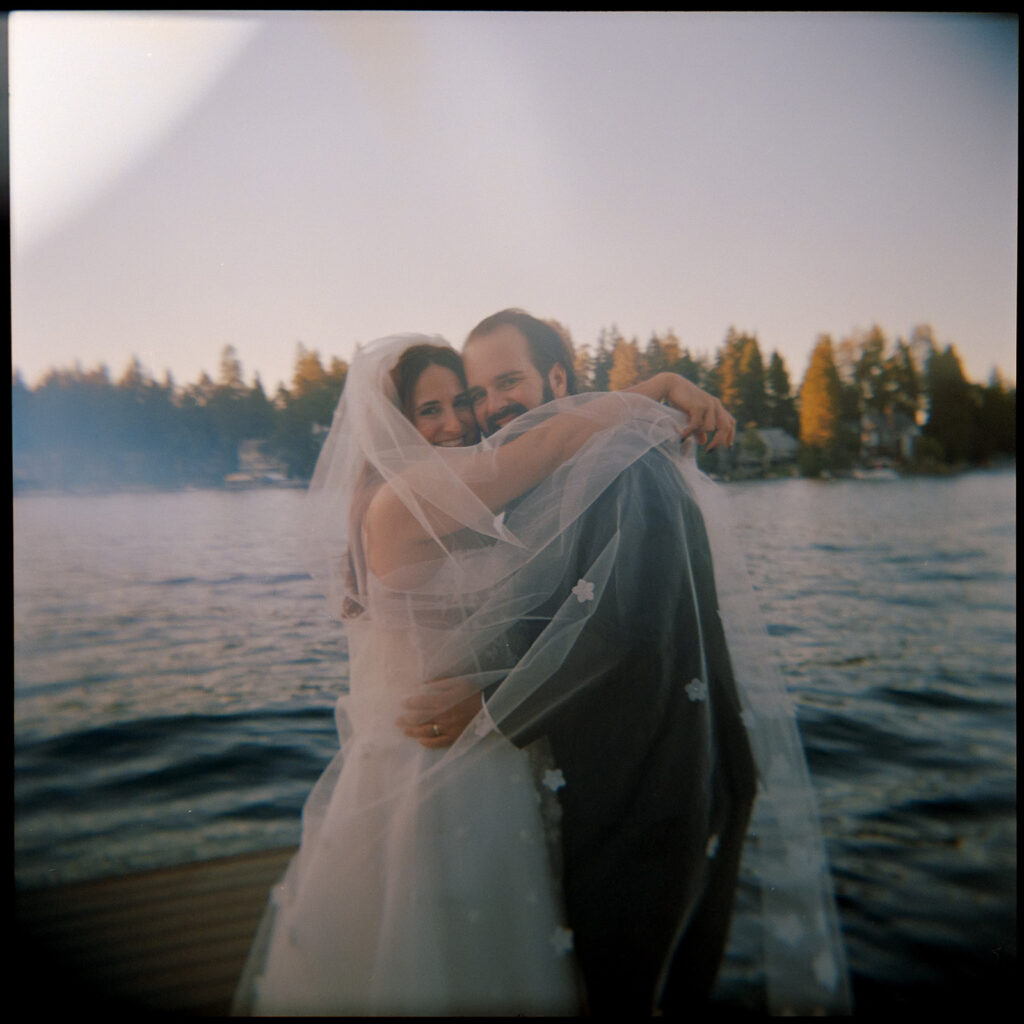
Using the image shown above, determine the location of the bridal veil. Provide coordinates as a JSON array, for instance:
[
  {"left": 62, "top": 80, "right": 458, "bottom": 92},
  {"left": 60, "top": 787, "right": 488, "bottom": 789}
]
[{"left": 299, "top": 334, "right": 852, "bottom": 1014}]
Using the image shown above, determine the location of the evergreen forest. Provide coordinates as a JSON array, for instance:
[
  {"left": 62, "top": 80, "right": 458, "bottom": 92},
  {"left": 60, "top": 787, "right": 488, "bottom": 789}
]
[{"left": 12, "top": 322, "right": 1015, "bottom": 492}]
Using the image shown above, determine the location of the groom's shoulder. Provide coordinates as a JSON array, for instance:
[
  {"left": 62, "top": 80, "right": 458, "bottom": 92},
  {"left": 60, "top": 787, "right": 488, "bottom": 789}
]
[
  {"left": 570, "top": 446, "right": 693, "bottom": 528},
  {"left": 619, "top": 448, "right": 702, "bottom": 526},
  {"left": 622, "top": 445, "right": 690, "bottom": 494}
]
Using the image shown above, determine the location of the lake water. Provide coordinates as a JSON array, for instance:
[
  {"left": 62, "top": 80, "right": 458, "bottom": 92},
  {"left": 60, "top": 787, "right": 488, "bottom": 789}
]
[{"left": 13, "top": 471, "right": 1016, "bottom": 1011}]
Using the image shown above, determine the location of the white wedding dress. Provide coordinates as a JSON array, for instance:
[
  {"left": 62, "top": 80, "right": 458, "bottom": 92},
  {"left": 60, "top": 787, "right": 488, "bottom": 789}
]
[{"left": 239, "top": 619, "right": 580, "bottom": 1016}]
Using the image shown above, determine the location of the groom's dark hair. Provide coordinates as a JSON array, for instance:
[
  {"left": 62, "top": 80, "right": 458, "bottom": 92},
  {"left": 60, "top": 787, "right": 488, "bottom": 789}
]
[{"left": 465, "top": 309, "right": 578, "bottom": 396}]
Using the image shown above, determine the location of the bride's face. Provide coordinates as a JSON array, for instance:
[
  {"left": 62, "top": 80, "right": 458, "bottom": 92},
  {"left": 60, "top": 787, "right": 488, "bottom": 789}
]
[{"left": 409, "top": 364, "right": 478, "bottom": 447}]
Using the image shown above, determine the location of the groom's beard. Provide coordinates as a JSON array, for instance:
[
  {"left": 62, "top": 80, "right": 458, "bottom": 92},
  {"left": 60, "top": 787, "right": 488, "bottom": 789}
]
[
  {"left": 484, "top": 381, "right": 556, "bottom": 436},
  {"left": 485, "top": 401, "right": 530, "bottom": 436}
]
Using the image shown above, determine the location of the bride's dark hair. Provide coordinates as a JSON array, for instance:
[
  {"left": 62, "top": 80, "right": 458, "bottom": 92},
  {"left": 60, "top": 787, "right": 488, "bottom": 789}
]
[
  {"left": 390, "top": 344, "right": 468, "bottom": 418},
  {"left": 341, "top": 342, "right": 470, "bottom": 620}
]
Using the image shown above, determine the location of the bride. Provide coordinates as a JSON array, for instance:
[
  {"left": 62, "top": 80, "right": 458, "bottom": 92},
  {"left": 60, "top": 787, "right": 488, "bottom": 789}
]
[{"left": 233, "top": 333, "right": 851, "bottom": 1016}]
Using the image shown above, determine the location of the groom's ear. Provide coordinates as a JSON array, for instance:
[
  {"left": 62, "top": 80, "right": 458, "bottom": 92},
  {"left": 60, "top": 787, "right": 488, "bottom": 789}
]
[{"left": 548, "top": 362, "right": 568, "bottom": 399}]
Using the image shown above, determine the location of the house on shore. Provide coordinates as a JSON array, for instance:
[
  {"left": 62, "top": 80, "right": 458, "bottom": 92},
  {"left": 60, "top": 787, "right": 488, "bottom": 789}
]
[
  {"left": 224, "top": 439, "right": 296, "bottom": 488},
  {"left": 733, "top": 426, "right": 799, "bottom": 476},
  {"left": 860, "top": 409, "right": 920, "bottom": 462}
]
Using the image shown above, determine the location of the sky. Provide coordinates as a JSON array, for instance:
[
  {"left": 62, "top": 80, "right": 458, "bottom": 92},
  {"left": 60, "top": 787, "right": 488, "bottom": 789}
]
[{"left": 9, "top": 11, "right": 1019, "bottom": 395}]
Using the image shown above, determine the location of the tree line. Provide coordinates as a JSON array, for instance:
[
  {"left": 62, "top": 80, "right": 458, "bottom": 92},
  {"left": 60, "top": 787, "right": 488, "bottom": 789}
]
[
  {"left": 569, "top": 321, "right": 1014, "bottom": 477},
  {"left": 12, "top": 344, "right": 348, "bottom": 490},
  {"left": 12, "top": 322, "right": 1015, "bottom": 491}
]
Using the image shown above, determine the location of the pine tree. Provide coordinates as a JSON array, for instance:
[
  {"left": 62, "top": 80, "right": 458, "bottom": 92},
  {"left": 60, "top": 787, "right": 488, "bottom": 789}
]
[
  {"left": 974, "top": 370, "right": 1016, "bottom": 461},
  {"left": 924, "top": 344, "right": 972, "bottom": 464},
  {"left": 715, "top": 328, "right": 742, "bottom": 414},
  {"left": 908, "top": 324, "right": 937, "bottom": 378},
  {"left": 291, "top": 343, "right": 327, "bottom": 397},
  {"left": 659, "top": 331, "right": 683, "bottom": 371},
  {"left": 736, "top": 334, "right": 766, "bottom": 426},
  {"left": 573, "top": 344, "right": 595, "bottom": 392},
  {"left": 270, "top": 345, "right": 349, "bottom": 478},
  {"left": 671, "top": 348, "right": 711, "bottom": 393},
  {"left": 240, "top": 376, "right": 276, "bottom": 440},
  {"left": 642, "top": 331, "right": 685, "bottom": 382},
  {"left": 799, "top": 335, "right": 843, "bottom": 472},
  {"left": 854, "top": 326, "right": 890, "bottom": 416},
  {"left": 643, "top": 333, "right": 667, "bottom": 377},
  {"left": 886, "top": 339, "right": 922, "bottom": 424},
  {"left": 764, "top": 351, "right": 799, "bottom": 435},
  {"left": 218, "top": 344, "right": 246, "bottom": 392},
  {"left": 607, "top": 334, "right": 641, "bottom": 391},
  {"left": 591, "top": 328, "right": 617, "bottom": 392},
  {"left": 716, "top": 329, "right": 765, "bottom": 427},
  {"left": 118, "top": 355, "right": 150, "bottom": 392}
]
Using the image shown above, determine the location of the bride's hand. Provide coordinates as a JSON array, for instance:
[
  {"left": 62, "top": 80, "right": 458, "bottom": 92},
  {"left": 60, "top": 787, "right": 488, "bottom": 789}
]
[
  {"left": 397, "top": 677, "right": 483, "bottom": 749},
  {"left": 627, "top": 372, "right": 736, "bottom": 450}
]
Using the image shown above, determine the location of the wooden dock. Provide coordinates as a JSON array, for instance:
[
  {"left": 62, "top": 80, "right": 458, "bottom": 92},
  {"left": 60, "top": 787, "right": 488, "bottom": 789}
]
[{"left": 14, "top": 846, "right": 295, "bottom": 1016}]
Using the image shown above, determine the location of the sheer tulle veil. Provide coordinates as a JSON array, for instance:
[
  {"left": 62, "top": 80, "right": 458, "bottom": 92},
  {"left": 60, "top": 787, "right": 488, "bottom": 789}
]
[
  {"left": 299, "top": 333, "right": 851, "bottom": 1014},
  {"left": 679, "top": 460, "right": 852, "bottom": 1011}
]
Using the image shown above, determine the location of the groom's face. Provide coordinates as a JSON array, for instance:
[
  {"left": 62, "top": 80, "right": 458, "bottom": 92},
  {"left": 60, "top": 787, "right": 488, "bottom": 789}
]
[{"left": 463, "top": 326, "right": 566, "bottom": 436}]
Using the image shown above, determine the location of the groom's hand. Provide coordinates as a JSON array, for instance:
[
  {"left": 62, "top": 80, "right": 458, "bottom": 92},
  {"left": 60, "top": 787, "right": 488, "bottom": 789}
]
[{"left": 397, "top": 677, "right": 483, "bottom": 749}]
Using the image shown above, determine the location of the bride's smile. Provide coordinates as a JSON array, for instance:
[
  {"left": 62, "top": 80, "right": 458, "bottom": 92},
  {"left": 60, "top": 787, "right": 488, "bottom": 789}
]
[{"left": 407, "top": 363, "right": 478, "bottom": 448}]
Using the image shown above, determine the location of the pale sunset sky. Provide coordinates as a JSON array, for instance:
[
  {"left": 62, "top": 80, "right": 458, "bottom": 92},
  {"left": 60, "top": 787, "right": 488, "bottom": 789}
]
[{"left": 9, "top": 11, "right": 1018, "bottom": 393}]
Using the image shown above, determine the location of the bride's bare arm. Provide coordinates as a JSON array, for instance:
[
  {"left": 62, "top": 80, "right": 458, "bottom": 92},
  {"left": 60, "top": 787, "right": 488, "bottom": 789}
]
[
  {"left": 364, "top": 394, "right": 651, "bottom": 575},
  {"left": 364, "top": 377, "right": 731, "bottom": 576},
  {"left": 626, "top": 372, "right": 735, "bottom": 450}
]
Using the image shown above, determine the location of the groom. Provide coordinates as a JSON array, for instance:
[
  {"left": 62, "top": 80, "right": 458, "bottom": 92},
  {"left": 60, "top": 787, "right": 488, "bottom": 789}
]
[{"left": 403, "top": 309, "right": 756, "bottom": 1015}]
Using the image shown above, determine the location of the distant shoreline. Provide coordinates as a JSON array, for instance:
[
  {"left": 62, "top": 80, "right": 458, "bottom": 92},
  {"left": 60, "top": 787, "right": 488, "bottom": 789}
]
[
  {"left": 13, "top": 460, "right": 1016, "bottom": 499},
  {"left": 12, "top": 478, "right": 311, "bottom": 498}
]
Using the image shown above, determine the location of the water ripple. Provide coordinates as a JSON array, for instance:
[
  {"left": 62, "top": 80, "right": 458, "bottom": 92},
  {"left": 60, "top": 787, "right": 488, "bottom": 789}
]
[{"left": 13, "top": 473, "right": 1018, "bottom": 1003}]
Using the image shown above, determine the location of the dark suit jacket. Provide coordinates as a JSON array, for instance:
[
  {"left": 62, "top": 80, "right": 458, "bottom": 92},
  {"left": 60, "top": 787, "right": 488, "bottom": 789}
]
[{"left": 486, "top": 447, "right": 757, "bottom": 1014}]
